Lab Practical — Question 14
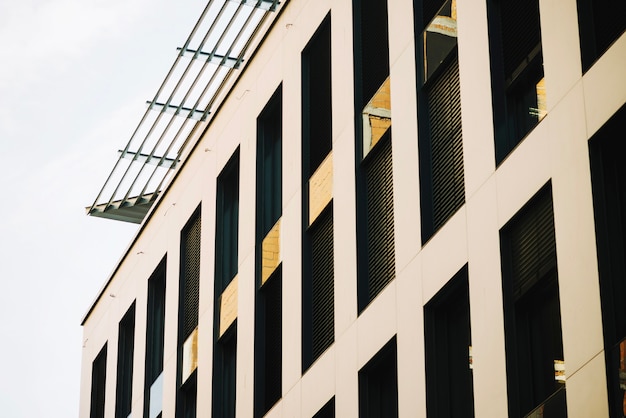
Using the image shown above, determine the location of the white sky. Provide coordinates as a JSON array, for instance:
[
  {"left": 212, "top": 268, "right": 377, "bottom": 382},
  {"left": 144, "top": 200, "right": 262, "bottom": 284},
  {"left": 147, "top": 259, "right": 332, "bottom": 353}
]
[{"left": 0, "top": 1, "right": 205, "bottom": 416}]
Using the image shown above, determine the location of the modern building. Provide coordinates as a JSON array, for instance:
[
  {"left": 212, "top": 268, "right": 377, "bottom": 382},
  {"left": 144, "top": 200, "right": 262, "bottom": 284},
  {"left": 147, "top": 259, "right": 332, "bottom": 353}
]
[{"left": 79, "top": 0, "right": 626, "bottom": 417}]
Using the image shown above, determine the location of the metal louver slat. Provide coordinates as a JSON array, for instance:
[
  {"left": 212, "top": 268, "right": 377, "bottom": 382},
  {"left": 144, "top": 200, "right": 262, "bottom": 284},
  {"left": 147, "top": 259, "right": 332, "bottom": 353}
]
[
  {"left": 427, "top": 54, "right": 464, "bottom": 231},
  {"left": 310, "top": 208, "right": 334, "bottom": 361},
  {"left": 508, "top": 188, "right": 556, "bottom": 300},
  {"left": 182, "top": 213, "right": 202, "bottom": 339},
  {"left": 365, "top": 137, "right": 395, "bottom": 302}
]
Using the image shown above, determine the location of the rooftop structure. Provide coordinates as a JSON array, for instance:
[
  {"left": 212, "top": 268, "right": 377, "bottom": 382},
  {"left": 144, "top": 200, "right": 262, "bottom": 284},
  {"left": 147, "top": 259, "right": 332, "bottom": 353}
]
[{"left": 86, "top": 0, "right": 282, "bottom": 223}]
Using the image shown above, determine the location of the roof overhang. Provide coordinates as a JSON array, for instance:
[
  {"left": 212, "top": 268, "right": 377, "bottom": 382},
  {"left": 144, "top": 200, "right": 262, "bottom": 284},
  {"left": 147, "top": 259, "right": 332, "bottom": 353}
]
[{"left": 85, "top": 0, "right": 283, "bottom": 224}]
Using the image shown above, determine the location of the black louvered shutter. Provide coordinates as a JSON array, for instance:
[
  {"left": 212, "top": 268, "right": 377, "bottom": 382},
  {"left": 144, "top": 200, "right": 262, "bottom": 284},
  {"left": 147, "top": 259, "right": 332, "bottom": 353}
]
[
  {"left": 263, "top": 272, "right": 282, "bottom": 409},
  {"left": 365, "top": 137, "right": 395, "bottom": 302},
  {"left": 427, "top": 55, "right": 464, "bottom": 231},
  {"left": 311, "top": 208, "right": 335, "bottom": 362},
  {"left": 507, "top": 188, "right": 556, "bottom": 300},
  {"left": 500, "top": 0, "right": 542, "bottom": 80},
  {"left": 182, "top": 213, "right": 201, "bottom": 339}
]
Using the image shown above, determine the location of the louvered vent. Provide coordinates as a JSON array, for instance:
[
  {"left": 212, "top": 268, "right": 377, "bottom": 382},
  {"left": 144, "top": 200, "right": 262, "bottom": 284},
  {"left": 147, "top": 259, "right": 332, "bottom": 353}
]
[
  {"left": 500, "top": 0, "right": 542, "bottom": 79},
  {"left": 263, "top": 272, "right": 282, "bottom": 409},
  {"left": 310, "top": 207, "right": 334, "bottom": 362},
  {"left": 427, "top": 54, "right": 464, "bottom": 231},
  {"left": 182, "top": 213, "right": 201, "bottom": 339},
  {"left": 507, "top": 187, "right": 556, "bottom": 300},
  {"left": 365, "top": 137, "right": 395, "bottom": 302}
]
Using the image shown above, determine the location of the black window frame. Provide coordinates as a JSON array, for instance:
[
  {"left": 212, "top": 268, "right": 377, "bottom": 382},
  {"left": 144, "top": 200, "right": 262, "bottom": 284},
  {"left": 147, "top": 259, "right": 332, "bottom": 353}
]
[
  {"left": 254, "top": 85, "right": 283, "bottom": 418},
  {"left": 576, "top": 0, "right": 626, "bottom": 73},
  {"left": 176, "top": 207, "right": 202, "bottom": 418},
  {"left": 302, "top": 13, "right": 332, "bottom": 180},
  {"left": 256, "top": 85, "right": 283, "bottom": 242},
  {"left": 415, "top": 0, "right": 465, "bottom": 243},
  {"left": 144, "top": 258, "right": 167, "bottom": 418},
  {"left": 212, "top": 325, "right": 237, "bottom": 418},
  {"left": 589, "top": 104, "right": 626, "bottom": 418},
  {"left": 358, "top": 336, "right": 398, "bottom": 418},
  {"left": 212, "top": 149, "right": 241, "bottom": 418},
  {"left": 90, "top": 343, "right": 108, "bottom": 418},
  {"left": 215, "top": 148, "right": 240, "bottom": 294},
  {"left": 302, "top": 13, "right": 335, "bottom": 373},
  {"left": 500, "top": 184, "right": 567, "bottom": 418},
  {"left": 486, "top": 0, "right": 546, "bottom": 164},
  {"left": 115, "top": 303, "right": 136, "bottom": 418},
  {"left": 352, "top": 0, "right": 395, "bottom": 314},
  {"left": 424, "top": 264, "right": 474, "bottom": 418},
  {"left": 254, "top": 267, "right": 283, "bottom": 417}
]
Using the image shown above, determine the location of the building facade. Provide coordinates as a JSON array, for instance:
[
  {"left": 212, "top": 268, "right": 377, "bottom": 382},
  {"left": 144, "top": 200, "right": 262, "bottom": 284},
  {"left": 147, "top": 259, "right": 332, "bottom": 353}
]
[{"left": 79, "top": 0, "right": 626, "bottom": 417}]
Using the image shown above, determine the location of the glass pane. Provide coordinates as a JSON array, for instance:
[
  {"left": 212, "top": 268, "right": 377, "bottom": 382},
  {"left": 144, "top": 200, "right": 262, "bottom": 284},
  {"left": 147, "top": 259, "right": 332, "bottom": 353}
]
[{"left": 421, "top": 0, "right": 458, "bottom": 85}]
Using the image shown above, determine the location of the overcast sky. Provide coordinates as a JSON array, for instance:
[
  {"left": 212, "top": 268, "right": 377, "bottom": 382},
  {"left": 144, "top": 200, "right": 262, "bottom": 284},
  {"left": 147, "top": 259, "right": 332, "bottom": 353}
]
[{"left": 0, "top": 1, "right": 205, "bottom": 416}]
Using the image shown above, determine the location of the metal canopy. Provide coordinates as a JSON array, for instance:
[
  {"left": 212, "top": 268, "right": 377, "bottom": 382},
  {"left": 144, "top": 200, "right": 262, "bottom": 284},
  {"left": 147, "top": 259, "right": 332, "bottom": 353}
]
[{"left": 86, "top": 0, "right": 282, "bottom": 223}]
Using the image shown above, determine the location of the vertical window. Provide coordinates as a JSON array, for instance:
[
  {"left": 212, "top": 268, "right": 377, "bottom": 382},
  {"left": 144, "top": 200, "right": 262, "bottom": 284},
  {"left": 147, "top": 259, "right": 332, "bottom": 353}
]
[
  {"left": 179, "top": 376, "right": 197, "bottom": 418},
  {"left": 577, "top": 0, "right": 626, "bottom": 72},
  {"left": 415, "top": 0, "right": 465, "bottom": 243},
  {"left": 213, "top": 150, "right": 240, "bottom": 418},
  {"left": 177, "top": 209, "right": 201, "bottom": 418},
  {"left": 257, "top": 86, "right": 282, "bottom": 239},
  {"left": 302, "top": 14, "right": 335, "bottom": 372},
  {"left": 213, "top": 332, "right": 237, "bottom": 418},
  {"left": 353, "top": 0, "right": 396, "bottom": 313},
  {"left": 215, "top": 149, "right": 240, "bottom": 294},
  {"left": 313, "top": 397, "right": 335, "bottom": 418},
  {"left": 358, "top": 337, "right": 398, "bottom": 418},
  {"left": 500, "top": 185, "right": 566, "bottom": 418},
  {"left": 144, "top": 259, "right": 166, "bottom": 418},
  {"left": 589, "top": 105, "right": 626, "bottom": 418},
  {"left": 302, "top": 14, "right": 332, "bottom": 177},
  {"left": 487, "top": 0, "right": 546, "bottom": 164},
  {"left": 256, "top": 269, "right": 282, "bottom": 417},
  {"left": 116, "top": 303, "right": 136, "bottom": 418},
  {"left": 254, "top": 86, "right": 283, "bottom": 417},
  {"left": 90, "top": 343, "right": 108, "bottom": 418},
  {"left": 424, "top": 265, "right": 474, "bottom": 418}
]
